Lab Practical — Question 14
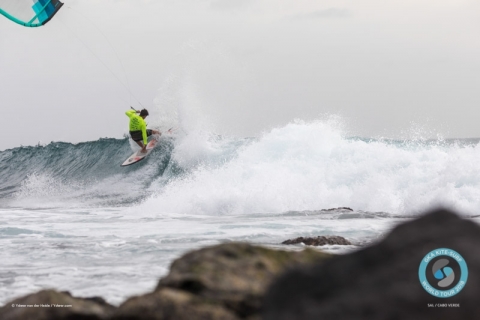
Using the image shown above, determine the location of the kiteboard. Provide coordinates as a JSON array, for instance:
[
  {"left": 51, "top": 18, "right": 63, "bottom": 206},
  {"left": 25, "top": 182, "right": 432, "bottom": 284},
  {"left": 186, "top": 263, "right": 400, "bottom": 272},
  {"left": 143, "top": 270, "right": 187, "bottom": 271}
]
[{"left": 121, "top": 139, "right": 158, "bottom": 167}]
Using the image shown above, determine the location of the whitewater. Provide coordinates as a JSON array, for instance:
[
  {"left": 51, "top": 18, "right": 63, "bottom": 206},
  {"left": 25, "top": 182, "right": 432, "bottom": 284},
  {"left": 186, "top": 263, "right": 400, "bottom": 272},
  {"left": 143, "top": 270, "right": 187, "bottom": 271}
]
[{"left": 1, "top": 118, "right": 480, "bottom": 305}]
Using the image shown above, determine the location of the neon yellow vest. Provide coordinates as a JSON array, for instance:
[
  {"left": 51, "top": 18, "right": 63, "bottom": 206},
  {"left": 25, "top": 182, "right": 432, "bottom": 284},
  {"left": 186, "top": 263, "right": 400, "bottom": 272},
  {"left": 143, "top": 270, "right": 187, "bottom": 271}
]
[{"left": 125, "top": 110, "right": 147, "bottom": 144}]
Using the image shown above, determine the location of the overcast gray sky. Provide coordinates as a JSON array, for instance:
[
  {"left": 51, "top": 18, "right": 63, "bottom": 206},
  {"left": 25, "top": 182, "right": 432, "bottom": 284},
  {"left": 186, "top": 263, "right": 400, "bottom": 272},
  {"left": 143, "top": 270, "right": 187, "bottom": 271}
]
[{"left": 1, "top": 0, "right": 479, "bottom": 150}]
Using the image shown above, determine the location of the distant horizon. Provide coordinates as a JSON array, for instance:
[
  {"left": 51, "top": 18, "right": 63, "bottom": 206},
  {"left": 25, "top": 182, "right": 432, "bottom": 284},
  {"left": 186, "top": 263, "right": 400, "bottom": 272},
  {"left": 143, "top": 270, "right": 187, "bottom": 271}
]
[{"left": 3, "top": 128, "right": 480, "bottom": 152}]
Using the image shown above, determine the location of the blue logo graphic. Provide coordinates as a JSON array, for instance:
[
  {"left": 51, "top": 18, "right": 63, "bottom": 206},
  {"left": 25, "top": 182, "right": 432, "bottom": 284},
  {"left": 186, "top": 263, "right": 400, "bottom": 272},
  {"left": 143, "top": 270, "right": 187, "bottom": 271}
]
[{"left": 419, "top": 248, "right": 468, "bottom": 298}]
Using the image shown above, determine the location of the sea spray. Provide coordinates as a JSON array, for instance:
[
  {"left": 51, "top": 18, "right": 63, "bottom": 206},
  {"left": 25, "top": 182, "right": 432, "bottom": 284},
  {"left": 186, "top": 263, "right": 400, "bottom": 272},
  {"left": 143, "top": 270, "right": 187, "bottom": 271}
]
[{"left": 143, "top": 119, "right": 480, "bottom": 216}]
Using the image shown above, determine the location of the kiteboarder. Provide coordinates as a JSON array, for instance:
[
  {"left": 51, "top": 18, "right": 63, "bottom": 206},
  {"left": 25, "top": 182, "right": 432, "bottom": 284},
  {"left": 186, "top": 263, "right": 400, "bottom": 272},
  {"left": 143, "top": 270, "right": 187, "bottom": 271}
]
[{"left": 125, "top": 109, "right": 160, "bottom": 153}]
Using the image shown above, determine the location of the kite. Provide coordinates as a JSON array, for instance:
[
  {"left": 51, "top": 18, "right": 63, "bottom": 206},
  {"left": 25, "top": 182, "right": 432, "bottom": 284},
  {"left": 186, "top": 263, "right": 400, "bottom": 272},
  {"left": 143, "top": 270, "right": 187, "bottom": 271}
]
[{"left": 0, "top": 0, "right": 63, "bottom": 27}]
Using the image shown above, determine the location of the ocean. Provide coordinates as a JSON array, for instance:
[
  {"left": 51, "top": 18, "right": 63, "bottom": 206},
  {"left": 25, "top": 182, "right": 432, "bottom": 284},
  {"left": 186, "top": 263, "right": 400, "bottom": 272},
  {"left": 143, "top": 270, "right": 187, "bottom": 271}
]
[{"left": 1, "top": 118, "right": 480, "bottom": 305}]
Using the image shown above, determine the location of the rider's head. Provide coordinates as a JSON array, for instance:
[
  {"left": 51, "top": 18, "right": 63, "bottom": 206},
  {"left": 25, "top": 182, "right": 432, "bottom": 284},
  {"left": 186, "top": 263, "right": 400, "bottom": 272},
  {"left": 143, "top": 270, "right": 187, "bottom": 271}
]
[{"left": 140, "top": 109, "right": 149, "bottom": 118}]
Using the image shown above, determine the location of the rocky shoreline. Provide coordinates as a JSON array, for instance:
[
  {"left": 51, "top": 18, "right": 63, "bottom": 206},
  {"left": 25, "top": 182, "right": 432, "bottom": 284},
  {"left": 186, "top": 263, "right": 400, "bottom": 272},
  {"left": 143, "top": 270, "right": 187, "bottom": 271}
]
[
  {"left": 2, "top": 209, "right": 480, "bottom": 319},
  {"left": 1, "top": 243, "right": 332, "bottom": 320}
]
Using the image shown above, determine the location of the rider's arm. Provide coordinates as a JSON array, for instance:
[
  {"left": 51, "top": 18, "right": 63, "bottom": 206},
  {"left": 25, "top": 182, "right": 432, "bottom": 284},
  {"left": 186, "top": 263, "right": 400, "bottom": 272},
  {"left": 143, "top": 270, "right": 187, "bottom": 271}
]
[{"left": 125, "top": 109, "right": 137, "bottom": 118}]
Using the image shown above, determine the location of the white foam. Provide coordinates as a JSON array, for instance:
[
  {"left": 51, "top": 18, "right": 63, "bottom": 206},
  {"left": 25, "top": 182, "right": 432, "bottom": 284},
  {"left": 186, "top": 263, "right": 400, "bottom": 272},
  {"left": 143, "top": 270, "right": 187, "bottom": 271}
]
[{"left": 143, "top": 118, "right": 480, "bottom": 215}]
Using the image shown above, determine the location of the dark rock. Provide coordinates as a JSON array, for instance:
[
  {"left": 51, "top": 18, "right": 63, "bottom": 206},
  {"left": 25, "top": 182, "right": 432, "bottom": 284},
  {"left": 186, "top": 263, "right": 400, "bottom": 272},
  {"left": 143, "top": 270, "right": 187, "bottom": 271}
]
[
  {"left": 156, "top": 242, "right": 331, "bottom": 319},
  {"left": 0, "top": 289, "right": 115, "bottom": 320},
  {"left": 263, "top": 209, "right": 480, "bottom": 320},
  {"left": 282, "top": 236, "right": 352, "bottom": 246},
  {"left": 112, "top": 287, "right": 238, "bottom": 320},
  {"left": 321, "top": 207, "right": 353, "bottom": 211}
]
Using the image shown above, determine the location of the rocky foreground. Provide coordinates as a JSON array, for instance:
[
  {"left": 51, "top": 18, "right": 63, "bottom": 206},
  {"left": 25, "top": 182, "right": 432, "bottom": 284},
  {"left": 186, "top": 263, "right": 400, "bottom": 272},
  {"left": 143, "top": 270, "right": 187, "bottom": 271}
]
[
  {"left": 2, "top": 209, "right": 480, "bottom": 319},
  {"left": 0, "top": 243, "right": 330, "bottom": 320}
]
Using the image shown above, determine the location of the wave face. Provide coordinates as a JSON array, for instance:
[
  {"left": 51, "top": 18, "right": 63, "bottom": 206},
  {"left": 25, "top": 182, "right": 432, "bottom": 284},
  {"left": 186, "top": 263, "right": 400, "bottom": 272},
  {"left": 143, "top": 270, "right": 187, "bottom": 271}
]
[
  {"left": 1, "top": 119, "right": 480, "bottom": 215},
  {"left": 0, "top": 137, "right": 175, "bottom": 207}
]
